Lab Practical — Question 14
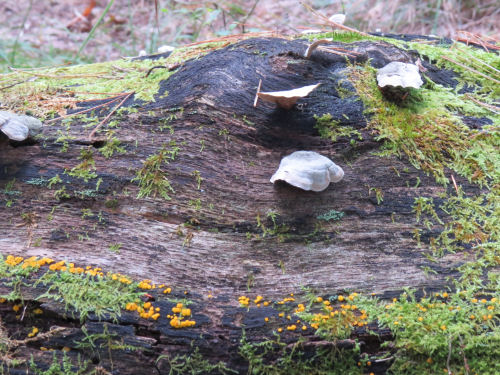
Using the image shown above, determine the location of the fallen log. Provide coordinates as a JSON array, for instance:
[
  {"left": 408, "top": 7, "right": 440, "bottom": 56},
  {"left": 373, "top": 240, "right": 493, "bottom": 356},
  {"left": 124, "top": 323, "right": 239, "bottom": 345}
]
[{"left": 0, "top": 33, "right": 498, "bottom": 374}]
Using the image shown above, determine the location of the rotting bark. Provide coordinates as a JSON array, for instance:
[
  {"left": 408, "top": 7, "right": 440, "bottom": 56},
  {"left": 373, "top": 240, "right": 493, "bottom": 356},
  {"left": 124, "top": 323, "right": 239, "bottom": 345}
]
[{"left": 0, "top": 36, "right": 493, "bottom": 374}]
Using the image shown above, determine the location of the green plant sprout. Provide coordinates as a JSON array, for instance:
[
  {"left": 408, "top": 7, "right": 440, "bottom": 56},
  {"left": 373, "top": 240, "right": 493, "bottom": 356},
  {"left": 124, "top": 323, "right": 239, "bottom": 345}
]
[{"left": 132, "top": 142, "right": 179, "bottom": 200}]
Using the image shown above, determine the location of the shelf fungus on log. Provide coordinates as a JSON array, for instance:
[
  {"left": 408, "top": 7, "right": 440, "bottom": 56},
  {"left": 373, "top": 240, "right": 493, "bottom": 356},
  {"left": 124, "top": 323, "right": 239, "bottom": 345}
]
[
  {"left": 376, "top": 62, "right": 423, "bottom": 103},
  {"left": 0, "top": 111, "right": 42, "bottom": 141},
  {"left": 376, "top": 62, "right": 423, "bottom": 89},
  {"left": 270, "top": 151, "right": 344, "bottom": 192},
  {"left": 256, "top": 83, "right": 320, "bottom": 110}
]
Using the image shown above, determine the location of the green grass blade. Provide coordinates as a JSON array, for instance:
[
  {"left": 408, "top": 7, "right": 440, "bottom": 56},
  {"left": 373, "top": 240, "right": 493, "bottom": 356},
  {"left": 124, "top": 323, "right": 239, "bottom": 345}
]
[{"left": 74, "top": 0, "right": 115, "bottom": 62}]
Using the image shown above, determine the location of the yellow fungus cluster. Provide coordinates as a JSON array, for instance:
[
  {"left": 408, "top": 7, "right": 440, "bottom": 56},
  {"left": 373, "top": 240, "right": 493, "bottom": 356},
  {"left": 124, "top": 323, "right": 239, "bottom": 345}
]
[
  {"left": 168, "top": 303, "right": 196, "bottom": 328},
  {"left": 238, "top": 294, "right": 272, "bottom": 308},
  {"left": 4, "top": 254, "right": 134, "bottom": 286},
  {"left": 295, "top": 304, "right": 305, "bottom": 313},
  {"left": 125, "top": 301, "right": 160, "bottom": 320},
  {"left": 27, "top": 327, "right": 39, "bottom": 338},
  {"left": 111, "top": 273, "right": 133, "bottom": 284},
  {"left": 5, "top": 255, "right": 24, "bottom": 266},
  {"left": 138, "top": 279, "right": 154, "bottom": 289},
  {"left": 3, "top": 254, "right": 197, "bottom": 328},
  {"left": 249, "top": 292, "right": 369, "bottom": 335},
  {"left": 276, "top": 297, "right": 295, "bottom": 305},
  {"left": 238, "top": 296, "right": 250, "bottom": 306}
]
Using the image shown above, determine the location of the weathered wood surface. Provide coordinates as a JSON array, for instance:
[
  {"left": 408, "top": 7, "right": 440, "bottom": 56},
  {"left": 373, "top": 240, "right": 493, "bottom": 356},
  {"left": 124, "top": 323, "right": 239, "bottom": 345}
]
[{"left": 0, "top": 36, "right": 481, "bottom": 373}]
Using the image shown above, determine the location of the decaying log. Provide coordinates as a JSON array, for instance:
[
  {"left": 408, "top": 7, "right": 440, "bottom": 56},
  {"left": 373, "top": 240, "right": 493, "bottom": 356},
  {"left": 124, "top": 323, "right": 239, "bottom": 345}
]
[{"left": 0, "top": 35, "right": 494, "bottom": 374}]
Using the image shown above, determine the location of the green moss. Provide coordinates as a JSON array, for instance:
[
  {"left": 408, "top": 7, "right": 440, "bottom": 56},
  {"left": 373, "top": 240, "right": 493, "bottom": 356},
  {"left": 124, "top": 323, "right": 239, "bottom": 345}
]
[
  {"left": 239, "top": 333, "right": 362, "bottom": 375},
  {"left": 317, "top": 210, "right": 344, "bottom": 222},
  {"left": 302, "top": 30, "right": 376, "bottom": 44},
  {"left": 34, "top": 269, "right": 143, "bottom": 322},
  {"left": 132, "top": 141, "right": 179, "bottom": 200},
  {"left": 65, "top": 147, "right": 97, "bottom": 183},
  {"left": 29, "top": 352, "right": 90, "bottom": 375},
  {"left": 414, "top": 187, "right": 499, "bottom": 287},
  {"left": 314, "top": 113, "right": 362, "bottom": 142},
  {"left": 357, "top": 288, "right": 500, "bottom": 375},
  {"left": 75, "top": 324, "right": 143, "bottom": 366},
  {"left": 0, "top": 41, "right": 228, "bottom": 118},
  {"left": 156, "top": 346, "right": 236, "bottom": 375},
  {"left": 385, "top": 39, "right": 500, "bottom": 97},
  {"left": 98, "top": 137, "right": 126, "bottom": 158},
  {"left": 349, "top": 64, "right": 498, "bottom": 186}
]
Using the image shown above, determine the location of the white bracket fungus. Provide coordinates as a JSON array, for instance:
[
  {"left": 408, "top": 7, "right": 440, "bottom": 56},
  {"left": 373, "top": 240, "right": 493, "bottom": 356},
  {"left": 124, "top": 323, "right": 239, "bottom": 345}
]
[
  {"left": 270, "top": 151, "right": 344, "bottom": 192},
  {"left": 256, "top": 83, "right": 320, "bottom": 110},
  {"left": 157, "top": 45, "right": 176, "bottom": 54},
  {"left": 376, "top": 62, "right": 423, "bottom": 89},
  {"left": 0, "top": 111, "right": 42, "bottom": 141},
  {"left": 328, "top": 14, "right": 346, "bottom": 25}
]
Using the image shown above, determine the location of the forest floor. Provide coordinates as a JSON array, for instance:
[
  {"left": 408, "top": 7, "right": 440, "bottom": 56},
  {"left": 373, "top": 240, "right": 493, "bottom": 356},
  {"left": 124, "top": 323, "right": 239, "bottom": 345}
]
[{"left": 0, "top": 0, "right": 498, "bottom": 71}]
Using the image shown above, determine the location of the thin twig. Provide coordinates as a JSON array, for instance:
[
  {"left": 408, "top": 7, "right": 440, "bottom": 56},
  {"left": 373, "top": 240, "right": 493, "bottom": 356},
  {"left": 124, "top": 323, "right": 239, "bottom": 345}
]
[
  {"left": 9, "top": 327, "right": 66, "bottom": 348},
  {"left": 20, "top": 305, "right": 27, "bottom": 322},
  {"left": 45, "top": 95, "right": 126, "bottom": 124},
  {"left": 183, "top": 31, "right": 274, "bottom": 48},
  {"left": 317, "top": 46, "right": 359, "bottom": 58},
  {"left": 254, "top": 79, "right": 262, "bottom": 107},
  {"left": 464, "top": 94, "right": 500, "bottom": 114},
  {"left": 241, "top": 0, "right": 260, "bottom": 34},
  {"left": 446, "top": 336, "right": 453, "bottom": 375},
  {"left": 300, "top": 2, "right": 369, "bottom": 36},
  {"left": 451, "top": 175, "right": 459, "bottom": 195},
  {"left": 0, "top": 77, "right": 37, "bottom": 91},
  {"left": 440, "top": 55, "right": 500, "bottom": 84},
  {"left": 145, "top": 63, "right": 182, "bottom": 78},
  {"left": 374, "top": 356, "right": 394, "bottom": 363},
  {"left": 458, "top": 335, "right": 470, "bottom": 375},
  {"left": 456, "top": 31, "right": 500, "bottom": 52},
  {"left": 8, "top": 67, "right": 117, "bottom": 80},
  {"left": 63, "top": 90, "right": 130, "bottom": 97},
  {"left": 88, "top": 91, "right": 134, "bottom": 140},
  {"left": 453, "top": 46, "right": 500, "bottom": 78}
]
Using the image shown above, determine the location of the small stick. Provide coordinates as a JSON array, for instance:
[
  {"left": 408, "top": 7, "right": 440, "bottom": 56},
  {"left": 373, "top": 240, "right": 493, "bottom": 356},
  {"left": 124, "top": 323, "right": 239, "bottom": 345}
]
[
  {"left": 88, "top": 91, "right": 134, "bottom": 140},
  {"left": 20, "top": 305, "right": 27, "bottom": 321},
  {"left": 446, "top": 336, "right": 453, "bottom": 375},
  {"left": 458, "top": 335, "right": 470, "bottom": 375},
  {"left": 440, "top": 55, "right": 500, "bottom": 84},
  {"left": 317, "top": 46, "right": 359, "bottom": 58},
  {"left": 145, "top": 63, "right": 182, "bottom": 78},
  {"left": 253, "top": 79, "right": 262, "bottom": 107},
  {"left": 304, "top": 39, "right": 331, "bottom": 58},
  {"left": 300, "top": 2, "right": 369, "bottom": 36},
  {"left": 451, "top": 175, "right": 459, "bottom": 195},
  {"left": 453, "top": 45, "right": 500, "bottom": 77},
  {"left": 0, "top": 77, "right": 37, "bottom": 91},
  {"left": 45, "top": 94, "right": 126, "bottom": 123},
  {"left": 465, "top": 94, "right": 500, "bottom": 114},
  {"left": 8, "top": 67, "right": 116, "bottom": 80}
]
